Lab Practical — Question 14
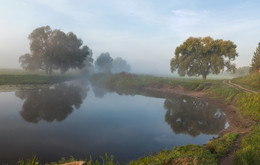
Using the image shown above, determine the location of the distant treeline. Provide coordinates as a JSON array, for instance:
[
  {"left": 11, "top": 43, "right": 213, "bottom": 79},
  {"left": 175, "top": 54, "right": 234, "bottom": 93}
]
[{"left": 19, "top": 26, "right": 131, "bottom": 75}]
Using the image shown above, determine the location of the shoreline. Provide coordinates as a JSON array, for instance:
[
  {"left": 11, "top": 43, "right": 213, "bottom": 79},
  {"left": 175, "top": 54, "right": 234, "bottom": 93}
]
[{"left": 142, "top": 83, "right": 253, "bottom": 137}]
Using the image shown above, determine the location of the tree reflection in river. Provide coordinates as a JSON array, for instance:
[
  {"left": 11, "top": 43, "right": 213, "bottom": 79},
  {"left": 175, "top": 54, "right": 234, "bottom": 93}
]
[
  {"left": 164, "top": 96, "right": 227, "bottom": 137},
  {"left": 15, "top": 83, "right": 88, "bottom": 123}
]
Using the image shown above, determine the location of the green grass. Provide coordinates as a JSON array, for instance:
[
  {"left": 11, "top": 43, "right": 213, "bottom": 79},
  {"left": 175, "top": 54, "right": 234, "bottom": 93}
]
[
  {"left": 232, "top": 72, "right": 260, "bottom": 91},
  {"left": 91, "top": 73, "right": 220, "bottom": 91},
  {"left": 17, "top": 154, "right": 119, "bottom": 165},
  {"left": 0, "top": 74, "right": 50, "bottom": 85},
  {"left": 207, "top": 133, "right": 239, "bottom": 157},
  {"left": 130, "top": 145, "right": 218, "bottom": 165},
  {"left": 0, "top": 74, "right": 82, "bottom": 85},
  {"left": 18, "top": 155, "right": 39, "bottom": 165},
  {"left": 234, "top": 125, "right": 260, "bottom": 165},
  {"left": 234, "top": 93, "right": 260, "bottom": 121}
]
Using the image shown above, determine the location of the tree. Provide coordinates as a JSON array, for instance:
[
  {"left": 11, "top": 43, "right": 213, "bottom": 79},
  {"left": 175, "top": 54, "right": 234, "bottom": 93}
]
[
  {"left": 170, "top": 36, "right": 238, "bottom": 80},
  {"left": 236, "top": 66, "right": 250, "bottom": 76},
  {"left": 111, "top": 57, "right": 131, "bottom": 73},
  {"left": 19, "top": 26, "right": 92, "bottom": 75},
  {"left": 251, "top": 42, "right": 260, "bottom": 73},
  {"left": 94, "top": 52, "right": 113, "bottom": 72}
]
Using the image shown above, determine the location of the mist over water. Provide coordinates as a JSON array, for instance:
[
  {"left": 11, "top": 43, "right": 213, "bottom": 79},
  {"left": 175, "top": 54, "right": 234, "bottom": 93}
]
[{"left": 0, "top": 80, "right": 227, "bottom": 164}]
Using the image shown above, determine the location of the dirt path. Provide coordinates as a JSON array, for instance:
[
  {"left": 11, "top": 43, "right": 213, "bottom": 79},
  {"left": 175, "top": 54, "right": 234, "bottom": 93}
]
[{"left": 223, "top": 79, "right": 258, "bottom": 94}]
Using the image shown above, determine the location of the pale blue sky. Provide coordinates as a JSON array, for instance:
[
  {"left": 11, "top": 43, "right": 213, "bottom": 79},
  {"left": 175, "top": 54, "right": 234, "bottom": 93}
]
[{"left": 0, "top": 0, "right": 260, "bottom": 74}]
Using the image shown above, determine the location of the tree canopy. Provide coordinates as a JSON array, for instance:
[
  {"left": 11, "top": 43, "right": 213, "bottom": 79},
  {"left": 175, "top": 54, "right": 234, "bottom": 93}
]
[
  {"left": 170, "top": 36, "right": 238, "bottom": 79},
  {"left": 94, "top": 53, "right": 131, "bottom": 73},
  {"left": 94, "top": 52, "right": 113, "bottom": 73},
  {"left": 19, "top": 26, "right": 93, "bottom": 74},
  {"left": 111, "top": 57, "right": 131, "bottom": 73},
  {"left": 251, "top": 42, "right": 260, "bottom": 73}
]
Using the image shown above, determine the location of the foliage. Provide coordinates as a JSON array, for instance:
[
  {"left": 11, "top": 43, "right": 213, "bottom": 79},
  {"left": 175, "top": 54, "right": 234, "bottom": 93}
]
[
  {"left": 234, "top": 93, "right": 260, "bottom": 121},
  {"left": 111, "top": 57, "right": 131, "bottom": 73},
  {"left": 18, "top": 155, "right": 39, "bottom": 165},
  {"left": 19, "top": 25, "right": 93, "bottom": 75},
  {"left": 94, "top": 54, "right": 131, "bottom": 74},
  {"left": 235, "top": 66, "right": 251, "bottom": 76},
  {"left": 251, "top": 42, "right": 260, "bottom": 73},
  {"left": 234, "top": 125, "right": 260, "bottom": 165},
  {"left": 207, "top": 133, "right": 239, "bottom": 157},
  {"left": 232, "top": 72, "right": 260, "bottom": 91},
  {"left": 171, "top": 36, "right": 238, "bottom": 80},
  {"left": 95, "top": 52, "right": 113, "bottom": 73},
  {"left": 130, "top": 145, "right": 217, "bottom": 165}
]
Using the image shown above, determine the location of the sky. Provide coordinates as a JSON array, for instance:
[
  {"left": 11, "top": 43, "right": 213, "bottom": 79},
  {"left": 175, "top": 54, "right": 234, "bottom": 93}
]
[{"left": 0, "top": 0, "right": 260, "bottom": 74}]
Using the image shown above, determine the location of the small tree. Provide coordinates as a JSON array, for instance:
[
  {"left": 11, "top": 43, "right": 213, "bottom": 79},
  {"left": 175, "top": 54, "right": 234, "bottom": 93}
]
[
  {"left": 111, "top": 57, "right": 131, "bottom": 73},
  {"left": 94, "top": 52, "right": 113, "bottom": 72},
  {"left": 170, "top": 36, "right": 238, "bottom": 80},
  {"left": 251, "top": 42, "right": 260, "bottom": 73}
]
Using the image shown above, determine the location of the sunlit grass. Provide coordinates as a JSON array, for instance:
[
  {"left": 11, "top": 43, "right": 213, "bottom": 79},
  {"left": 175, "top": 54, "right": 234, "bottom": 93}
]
[
  {"left": 207, "top": 133, "right": 239, "bottom": 157},
  {"left": 17, "top": 154, "right": 118, "bottom": 165},
  {"left": 232, "top": 72, "right": 260, "bottom": 91},
  {"left": 234, "top": 125, "right": 260, "bottom": 165},
  {"left": 130, "top": 145, "right": 218, "bottom": 165}
]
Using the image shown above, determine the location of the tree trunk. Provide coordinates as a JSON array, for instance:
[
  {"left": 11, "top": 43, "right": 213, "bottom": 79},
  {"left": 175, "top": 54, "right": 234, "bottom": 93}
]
[{"left": 202, "top": 74, "right": 207, "bottom": 80}]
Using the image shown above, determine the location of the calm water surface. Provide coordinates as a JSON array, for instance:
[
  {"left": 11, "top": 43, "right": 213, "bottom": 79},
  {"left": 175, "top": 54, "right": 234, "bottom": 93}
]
[{"left": 0, "top": 81, "right": 227, "bottom": 164}]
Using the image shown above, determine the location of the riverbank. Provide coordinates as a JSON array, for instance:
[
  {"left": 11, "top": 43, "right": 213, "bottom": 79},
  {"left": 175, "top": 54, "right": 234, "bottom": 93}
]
[
  {"left": 90, "top": 73, "right": 259, "bottom": 165},
  {"left": 2, "top": 72, "right": 259, "bottom": 164}
]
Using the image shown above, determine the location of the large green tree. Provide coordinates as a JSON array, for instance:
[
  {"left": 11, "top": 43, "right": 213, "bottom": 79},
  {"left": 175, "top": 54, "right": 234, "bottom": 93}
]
[
  {"left": 19, "top": 26, "right": 92, "bottom": 75},
  {"left": 170, "top": 36, "right": 238, "bottom": 79},
  {"left": 251, "top": 42, "right": 260, "bottom": 73}
]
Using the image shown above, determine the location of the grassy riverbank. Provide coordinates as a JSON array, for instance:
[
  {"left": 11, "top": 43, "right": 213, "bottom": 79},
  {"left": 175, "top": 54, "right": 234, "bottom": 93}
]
[
  {"left": 3, "top": 72, "right": 259, "bottom": 165},
  {"left": 0, "top": 69, "right": 83, "bottom": 86},
  {"left": 90, "top": 73, "right": 259, "bottom": 165},
  {"left": 232, "top": 73, "right": 260, "bottom": 91}
]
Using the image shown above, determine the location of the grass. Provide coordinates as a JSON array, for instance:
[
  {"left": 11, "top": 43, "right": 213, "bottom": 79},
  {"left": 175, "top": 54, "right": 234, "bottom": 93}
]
[
  {"left": 207, "top": 133, "right": 239, "bottom": 157},
  {"left": 232, "top": 72, "right": 260, "bottom": 91},
  {"left": 0, "top": 73, "right": 82, "bottom": 85},
  {"left": 130, "top": 145, "right": 218, "bottom": 165},
  {"left": 18, "top": 155, "right": 39, "bottom": 165},
  {"left": 234, "top": 93, "right": 260, "bottom": 121},
  {"left": 18, "top": 154, "right": 119, "bottom": 165},
  {"left": 233, "top": 125, "right": 260, "bottom": 165}
]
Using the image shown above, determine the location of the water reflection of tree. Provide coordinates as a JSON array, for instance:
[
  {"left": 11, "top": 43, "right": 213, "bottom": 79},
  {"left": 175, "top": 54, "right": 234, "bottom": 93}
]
[
  {"left": 164, "top": 96, "right": 227, "bottom": 137},
  {"left": 15, "top": 83, "right": 88, "bottom": 123},
  {"left": 91, "top": 85, "right": 108, "bottom": 98}
]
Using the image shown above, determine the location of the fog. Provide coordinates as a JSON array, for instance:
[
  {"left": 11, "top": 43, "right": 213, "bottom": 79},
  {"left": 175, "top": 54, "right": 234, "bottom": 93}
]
[{"left": 1, "top": 0, "right": 260, "bottom": 75}]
